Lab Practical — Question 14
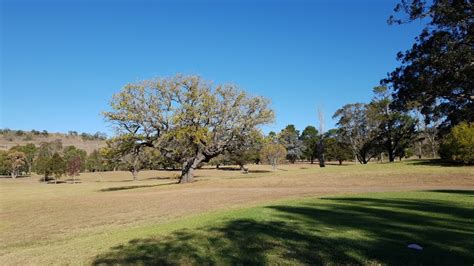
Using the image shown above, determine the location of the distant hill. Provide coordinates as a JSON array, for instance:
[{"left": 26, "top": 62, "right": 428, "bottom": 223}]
[{"left": 0, "top": 129, "right": 107, "bottom": 154}]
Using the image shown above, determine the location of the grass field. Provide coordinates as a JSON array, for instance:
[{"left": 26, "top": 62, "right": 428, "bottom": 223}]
[{"left": 1, "top": 160, "right": 473, "bottom": 264}]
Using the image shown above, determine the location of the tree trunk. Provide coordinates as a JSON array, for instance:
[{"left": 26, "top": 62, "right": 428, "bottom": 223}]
[
  {"left": 418, "top": 140, "right": 422, "bottom": 159},
  {"left": 318, "top": 139, "right": 325, "bottom": 167},
  {"left": 131, "top": 169, "right": 138, "bottom": 181},
  {"left": 388, "top": 150, "right": 395, "bottom": 162},
  {"left": 11, "top": 171, "right": 17, "bottom": 179},
  {"left": 338, "top": 159, "right": 343, "bottom": 165},
  {"left": 180, "top": 154, "right": 205, "bottom": 184}
]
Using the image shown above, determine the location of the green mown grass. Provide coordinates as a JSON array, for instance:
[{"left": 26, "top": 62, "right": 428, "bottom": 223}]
[{"left": 93, "top": 190, "right": 474, "bottom": 265}]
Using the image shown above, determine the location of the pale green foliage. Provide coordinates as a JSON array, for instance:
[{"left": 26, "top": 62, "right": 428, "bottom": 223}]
[
  {"left": 333, "top": 103, "right": 379, "bottom": 164},
  {"left": 9, "top": 143, "right": 37, "bottom": 173},
  {"left": 7, "top": 151, "right": 27, "bottom": 178},
  {"left": 104, "top": 74, "right": 274, "bottom": 183},
  {"left": 260, "top": 142, "right": 287, "bottom": 170},
  {"left": 440, "top": 122, "right": 474, "bottom": 164}
]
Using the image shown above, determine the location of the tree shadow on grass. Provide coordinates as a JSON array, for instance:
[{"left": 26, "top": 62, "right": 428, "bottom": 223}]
[
  {"left": 426, "top": 189, "right": 474, "bottom": 196},
  {"left": 406, "top": 159, "right": 468, "bottom": 167},
  {"left": 215, "top": 167, "right": 271, "bottom": 174},
  {"left": 0, "top": 174, "right": 31, "bottom": 179},
  {"left": 99, "top": 182, "right": 176, "bottom": 192},
  {"left": 93, "top": 192, "right": 474, "bottom": 265}
]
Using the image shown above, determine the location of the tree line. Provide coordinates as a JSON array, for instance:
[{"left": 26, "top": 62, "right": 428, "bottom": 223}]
[
  {"left": 0, "top": 141, "right": 106, "bottom": 182},
  {"left": 1, "top": 0, "right": 472, "bottom": 184},
  {"left": 0, "top": 129, "right": 107, "bottom": 141}
]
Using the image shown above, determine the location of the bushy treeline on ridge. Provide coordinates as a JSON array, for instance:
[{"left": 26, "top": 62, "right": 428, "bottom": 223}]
[{"left": 0, "top": 128, "right": 107, "bottom": 142}]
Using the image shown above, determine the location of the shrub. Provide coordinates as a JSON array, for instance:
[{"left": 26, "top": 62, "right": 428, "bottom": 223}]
[{"left": 439, "top": 122, "right": 474, "bottom": 164}]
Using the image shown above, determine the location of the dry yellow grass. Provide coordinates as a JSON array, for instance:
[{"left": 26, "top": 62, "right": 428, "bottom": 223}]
[{"left": 0, "top": 160, "right": 473, "bottom": 264}]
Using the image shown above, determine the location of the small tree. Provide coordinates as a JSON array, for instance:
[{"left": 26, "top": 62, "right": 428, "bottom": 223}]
[
  {"left": 66, "top": 156, "right": 82, "bottom": 184},
  {"left": 63, "top": 146, "right": 87, "bottom": 172},
  {"left": 104, "top": 136, "right": 147, "bottom": 181},
  {"left": 34, "top": 141, "right": 62, "bottom": 182},
  {"left": 325, "top": 129, "right": 353, "bottom": 165},
  {"left": 7, "top": 151, "right": 27, "bottom": 179},
  {"left": 9, "top": 144, "right": 37, "bottom": 174},
  {"left": 86, "top": 150, "right": 103, "bottom": 172},
  {"left": 278, "top": 125, "right": 303, "bottom": 164},
  {"left": 260, "top": 142, "right": 287, "bottom": 170},
  {"left": 224, "top": 130, "right": 264, "bottom": 171},
  {"left": 439, "top": 122, "right": 474, "bottom": 164},
  {"left": 0, "top": 151, "right": 9, "bottom": 176},
  {"left": 49, "top": 152, "right": 65, "bottom": 184},
  {"left": 300, "top": 126, "right": 319, "bottom": 164},
  {"left": 333, "top": 103, "right": 379, "bottom": 164}
]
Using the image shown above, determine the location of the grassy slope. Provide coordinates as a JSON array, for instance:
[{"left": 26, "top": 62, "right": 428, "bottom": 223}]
[{"left": 91, "top": 190, "right": 474, "bottom": 265}]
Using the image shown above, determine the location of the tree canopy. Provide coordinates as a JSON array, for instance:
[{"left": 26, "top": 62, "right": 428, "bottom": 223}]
[
  {"left": 384, "top": 0, "right": 473, "bottom": 129},
  {"left": 104, "top": 74, "right": 274, "bottom": 183}
]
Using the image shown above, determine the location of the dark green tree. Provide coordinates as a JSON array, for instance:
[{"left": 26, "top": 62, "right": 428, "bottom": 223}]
[
  {"left": 324, "top": 129, "right": 353, "bottom": 165},
  {"left": 49, "top": 152, "right": 65, "bottom": 184},
  {"left": 0, "top": 151, "right": 9, "bottom": 175},
  {"left": 384, "top": 0, "right": 473, "bottom": 129},
  {"left": 300, "top": 126, "right": 319, "bottom": 164},
  {"left": 34, "top": 141, "right": 62, "bottom": 182},
  {"left": 86, "top": 150, "right": 104, "bottom": 173},
  {"left": 368, "top": 86, "right": 418, "bottom": 162}
]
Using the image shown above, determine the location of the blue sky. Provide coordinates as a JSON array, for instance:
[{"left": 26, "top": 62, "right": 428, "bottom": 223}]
[{"left": 1, "top": 0, "right": 424, "bottom": 136}]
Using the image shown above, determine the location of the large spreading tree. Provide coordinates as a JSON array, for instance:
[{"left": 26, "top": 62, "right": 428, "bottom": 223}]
[
  {"left": 384, "top": 0, "right": 473, "bottom": 129},
  {"left": 104, "top": 75, "right": 274, "bottom": 183}
]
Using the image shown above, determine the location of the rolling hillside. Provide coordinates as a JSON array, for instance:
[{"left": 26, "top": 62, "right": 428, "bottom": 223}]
[{"left": 0, "top": 130, "right": 107, "bottom": 154}]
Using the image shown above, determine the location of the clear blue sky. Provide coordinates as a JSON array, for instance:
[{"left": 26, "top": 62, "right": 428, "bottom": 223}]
[{"left": 1, "top": 0, "right": 424, "bottom": 136}]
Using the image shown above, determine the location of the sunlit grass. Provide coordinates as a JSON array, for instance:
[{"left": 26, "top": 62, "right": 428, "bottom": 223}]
[{"left": 94, "top": 190, "right": 474, "bottom": 265}]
